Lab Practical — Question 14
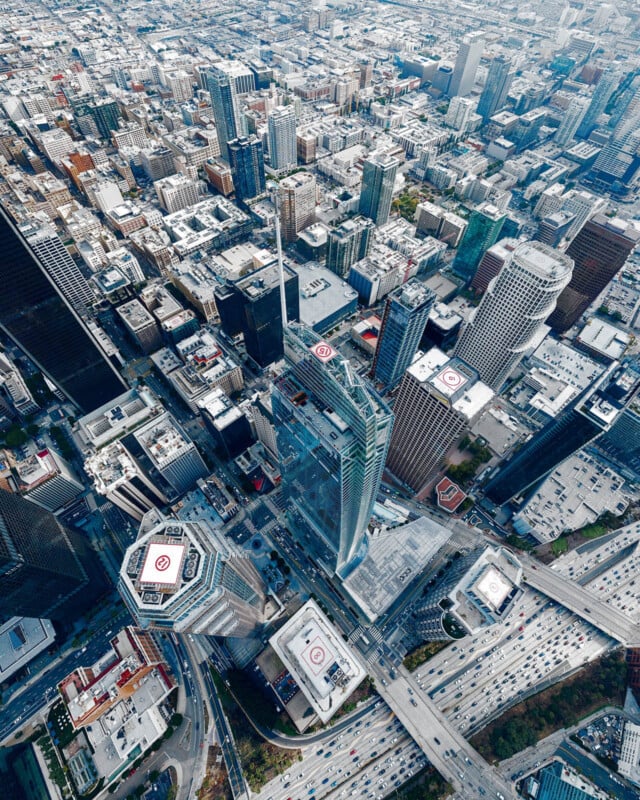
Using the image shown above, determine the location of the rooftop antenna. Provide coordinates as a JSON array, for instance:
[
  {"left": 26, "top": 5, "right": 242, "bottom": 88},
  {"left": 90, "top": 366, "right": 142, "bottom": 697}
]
[{"left": 268, "top": 180, "right": 288, "bottom": 329}]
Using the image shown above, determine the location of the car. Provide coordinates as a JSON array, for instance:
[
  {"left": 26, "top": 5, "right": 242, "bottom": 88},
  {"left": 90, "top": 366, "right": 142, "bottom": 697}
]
[
  {"left": 350, "top": 749, "right": 357, "bottom": 755},
  {"left": 434, "top": 737, "right": 441, "bottom": 745},
  {"left": 410, "top": 698, "right": 418, "bottom": 707}
]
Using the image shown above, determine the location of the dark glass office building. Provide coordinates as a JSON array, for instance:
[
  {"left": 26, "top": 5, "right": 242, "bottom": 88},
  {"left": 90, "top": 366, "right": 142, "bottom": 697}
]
[
  {"left": 0, "top": 204, "right": 127, "bottom": 412},
  {"left": 547, "top": 214, "right": 640, "bottom": 333},
  {"left": 372, "top": 279, "right": 435, "bottom": 390},
  {"left": 208, "top": 67, "right": 245, "bottom": 162},
  {"left": 228, "top": 136, "right": 266, "bottom": 202},
  {"left": 484, "top": 362, "right": 640, "bottom": 505},
  {"left": 0, "top": 490, "right": 105, "bottom": 621},
  {"left": 216, "top": 262, "right": 299, "bottom": 368}
]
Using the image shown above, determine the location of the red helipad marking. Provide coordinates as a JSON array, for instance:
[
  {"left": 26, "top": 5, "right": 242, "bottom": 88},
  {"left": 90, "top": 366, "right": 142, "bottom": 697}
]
[
  {"left": 309, "top": 645, "right": 325, "bottom": 665},
  {"left": 310, "top": 341, "right": 338, "bottom": 363},
  {"left": 439, "top": 367, "right": 464, "bottom": 388},
  {"left": 155, "top": 555, "right": 171, "bottom": 572}
]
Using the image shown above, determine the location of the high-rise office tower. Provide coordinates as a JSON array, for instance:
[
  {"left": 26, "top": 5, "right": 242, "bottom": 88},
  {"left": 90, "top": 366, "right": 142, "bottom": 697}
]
[
  {"left": 208, "top": 66, "right": 246, "bottom": 162},
  {"left": 589, "top": 125, "right": 640, "bottom": 191},
  {"left": 267, "top": 105, "right": 297, "bottom": 173},
  {"left": 444, "top": 96, "right": 477, "bottom": 132},
  {"left": 477, "top": 55, "right": 512, "bottom": 121},
  {"left": 0, "top": 489, "right": 105, "bottom": 621},
  {"left": 272, "top": 324, "right": 393, "bottom": 577},
  {"left": 73, "top": 98, "right": 121, "bottom": 140},
  {"left": 455, "top": 241, "right": 573, "bottom": 391},
  {"left": 470, "top": 238, "right": 518, "bottom": 294},
  {"left": 576, "top": 68, "right": 620, "bottom": 139},
  {"left": 228, "top": 135, "right": 265, "bottom": 202},
  {"left": 485, "top": 362, "right": 640, "bottom": 505},
  {"left": 0, "top": 204, "right": 126, "bottom": 413},
  {"left": 85, "top": 441, "right": 169, "bottom": 523},
  {"left": 548, "top": 214, "right": 640, "bottom": 333},
  {"left": 326, "top": 217, "right": 374, "bottom": 277},
  {"left": 119, "top": 514, "right": 266, "bottom": 636},
  {"left": 134, "top": 412, "right": 208, "bottom": 495},
  {"left": 600, "top": 385, "right": 640, "bottom": 481},
  {"left": 279, "top": 172, "right": 317, "bottom": 242},
  {"left": 449, "top": 32, "right": 485, "bottom": 97},
  {"left": 386, "top": 350, "right": 493, "bottom": 492},
  {"left": 89, "top": 99, "right": 120, "bottom": 139},
  {"left": 452, "top": 202, "right": 506, "bottom": 282},
  {"left": 21, "top": 222, "right": 95, "bottom": 314},
  {"left": 358, "top": 153, "right": 398, "bottom": 226},
  {"left": 216, "top": 262, "right": 300, "bottom": 368},
  {"left": 555, "top": 96, "right": 590, "bottom": 148},
  {"left": 14, "top": 447, "right": 84, "bottom": 513},
  {"left": 372, "top": 279, "right": 436, "bottom": 390}
]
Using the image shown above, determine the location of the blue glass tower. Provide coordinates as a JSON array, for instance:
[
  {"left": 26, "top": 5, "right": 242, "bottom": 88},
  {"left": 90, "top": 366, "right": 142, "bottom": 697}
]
[
  {"left": 208, "top": 66, "right": 246, "bottom": 162},
  {"left": 358, "top": 153, "right": 398, "bottom": 226},
  {"left": 477, "top": 56, "right": 512, "bottom": 121},
  {"left": 452, "top": 203, "right": 506, "bottom": 282},
  {"left": 272, "top": 324, "right": 393, "bottom": 578},
  {"left": 228, "top": 136, "right": 266, "bottom": 202},
  {"left": 485, "top": 362, "right": 639, "bottom": 506},
  {"left": 372, "top": 279, "right": 436, "bottom": 390}
]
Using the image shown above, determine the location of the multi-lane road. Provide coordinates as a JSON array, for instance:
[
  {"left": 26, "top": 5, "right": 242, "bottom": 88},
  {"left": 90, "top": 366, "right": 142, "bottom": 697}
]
[
  {"left": 520, "top": 553, "right": 640, "bottom": 645},
  {"left": 195, "top": 652, "right": 249, "bottom": 800},
  {"left": 373, "top": 664, "right": 514, "bottom": 800}
]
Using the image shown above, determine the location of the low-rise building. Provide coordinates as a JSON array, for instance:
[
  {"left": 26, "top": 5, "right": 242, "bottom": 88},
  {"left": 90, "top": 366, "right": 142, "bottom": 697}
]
[
  {"left": 269, "top": 599, "right": 366, "bottom": 724},
  {"left": 513, "top": 452, "right": 630, "bottom": 544},
  {"left": 57, "top": 627, "right": 174, "bottom": 790}
]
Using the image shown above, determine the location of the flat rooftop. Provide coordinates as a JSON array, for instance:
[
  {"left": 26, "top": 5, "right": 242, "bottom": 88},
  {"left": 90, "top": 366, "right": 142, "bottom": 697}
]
[
  {"left": 269, "top": 599, "right": 365, "bottom": 724},
  {"left": 343, "top": 515, "right": 452, "bottom": 622},
  {"left": 0, "top": 617, "right": 56, "bottom": 681},
  {"left": 295, "top": 262, "right": 358, "bottom": 332},
  {"left": 408, "top": 349, "right": 494, "bottom": 421}
]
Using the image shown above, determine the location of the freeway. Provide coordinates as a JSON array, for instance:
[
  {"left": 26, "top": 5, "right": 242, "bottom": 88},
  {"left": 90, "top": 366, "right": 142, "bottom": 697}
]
[
  {"left": 373, "top": 663, "right": 515, "bottom": 800},
  {"left": 519, "top": 554, "right": 640, "bottom": 646},
  {"left": 197, "top": 655, "right": 249, "bottom": 800}
]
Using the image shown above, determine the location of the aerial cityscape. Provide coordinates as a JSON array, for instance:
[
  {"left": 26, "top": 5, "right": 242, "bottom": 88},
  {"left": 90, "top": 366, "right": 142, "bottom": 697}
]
[{"left": 1, "top": 1, "right": 640, "bottom": 799}]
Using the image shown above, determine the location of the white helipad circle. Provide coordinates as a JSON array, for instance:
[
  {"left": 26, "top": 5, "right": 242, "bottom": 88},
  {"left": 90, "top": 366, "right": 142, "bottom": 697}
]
[{"left": 309, "top": 645, "right": 325, "bottom": 665}]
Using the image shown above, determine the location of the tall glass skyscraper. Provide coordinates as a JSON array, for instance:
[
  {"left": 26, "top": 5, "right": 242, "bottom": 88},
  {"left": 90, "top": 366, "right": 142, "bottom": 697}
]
[
  {"left": 228, "top": 135, "right": 266, "bottom": 202},
  {"left": 547, "top": 214, "right": 640, "bottom": 333},
  {"left": 576, "top": 68, "right": 620, "bottom": 139},
  {"left": 208, "top": 66, "right": 246, "bottom": 162},
  {"left": 267, "top": 105, "right": 297, "bottom": 173},
  {"left": 455, "top": 241, "right": 573, "bottom": 391},
  {"left": 272, "top": 324, "right": 393, "bottom": 578},
  {"left": 326, "top": 217, "right": 374, "bottom": 278},
  {"left": 0, "top": 489, "right": 105, "bottom": 621},
  {"left": 485, "top": 362, "right": 640, "bottom": 505},
  {"left": 372, "top": 279, "right": 436, "bottom": 390},
  {"left": 358, "top": 153, "right": 398, "bottom": 226},
  {"left": 0, "top": 204, "right": 126, "bottom": 413},
  {"left": 477, "top": 56, "right": 512, "bottom": 121},
  {"left": 452, "top": 202, "right": 506, "bottom": 282}
]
